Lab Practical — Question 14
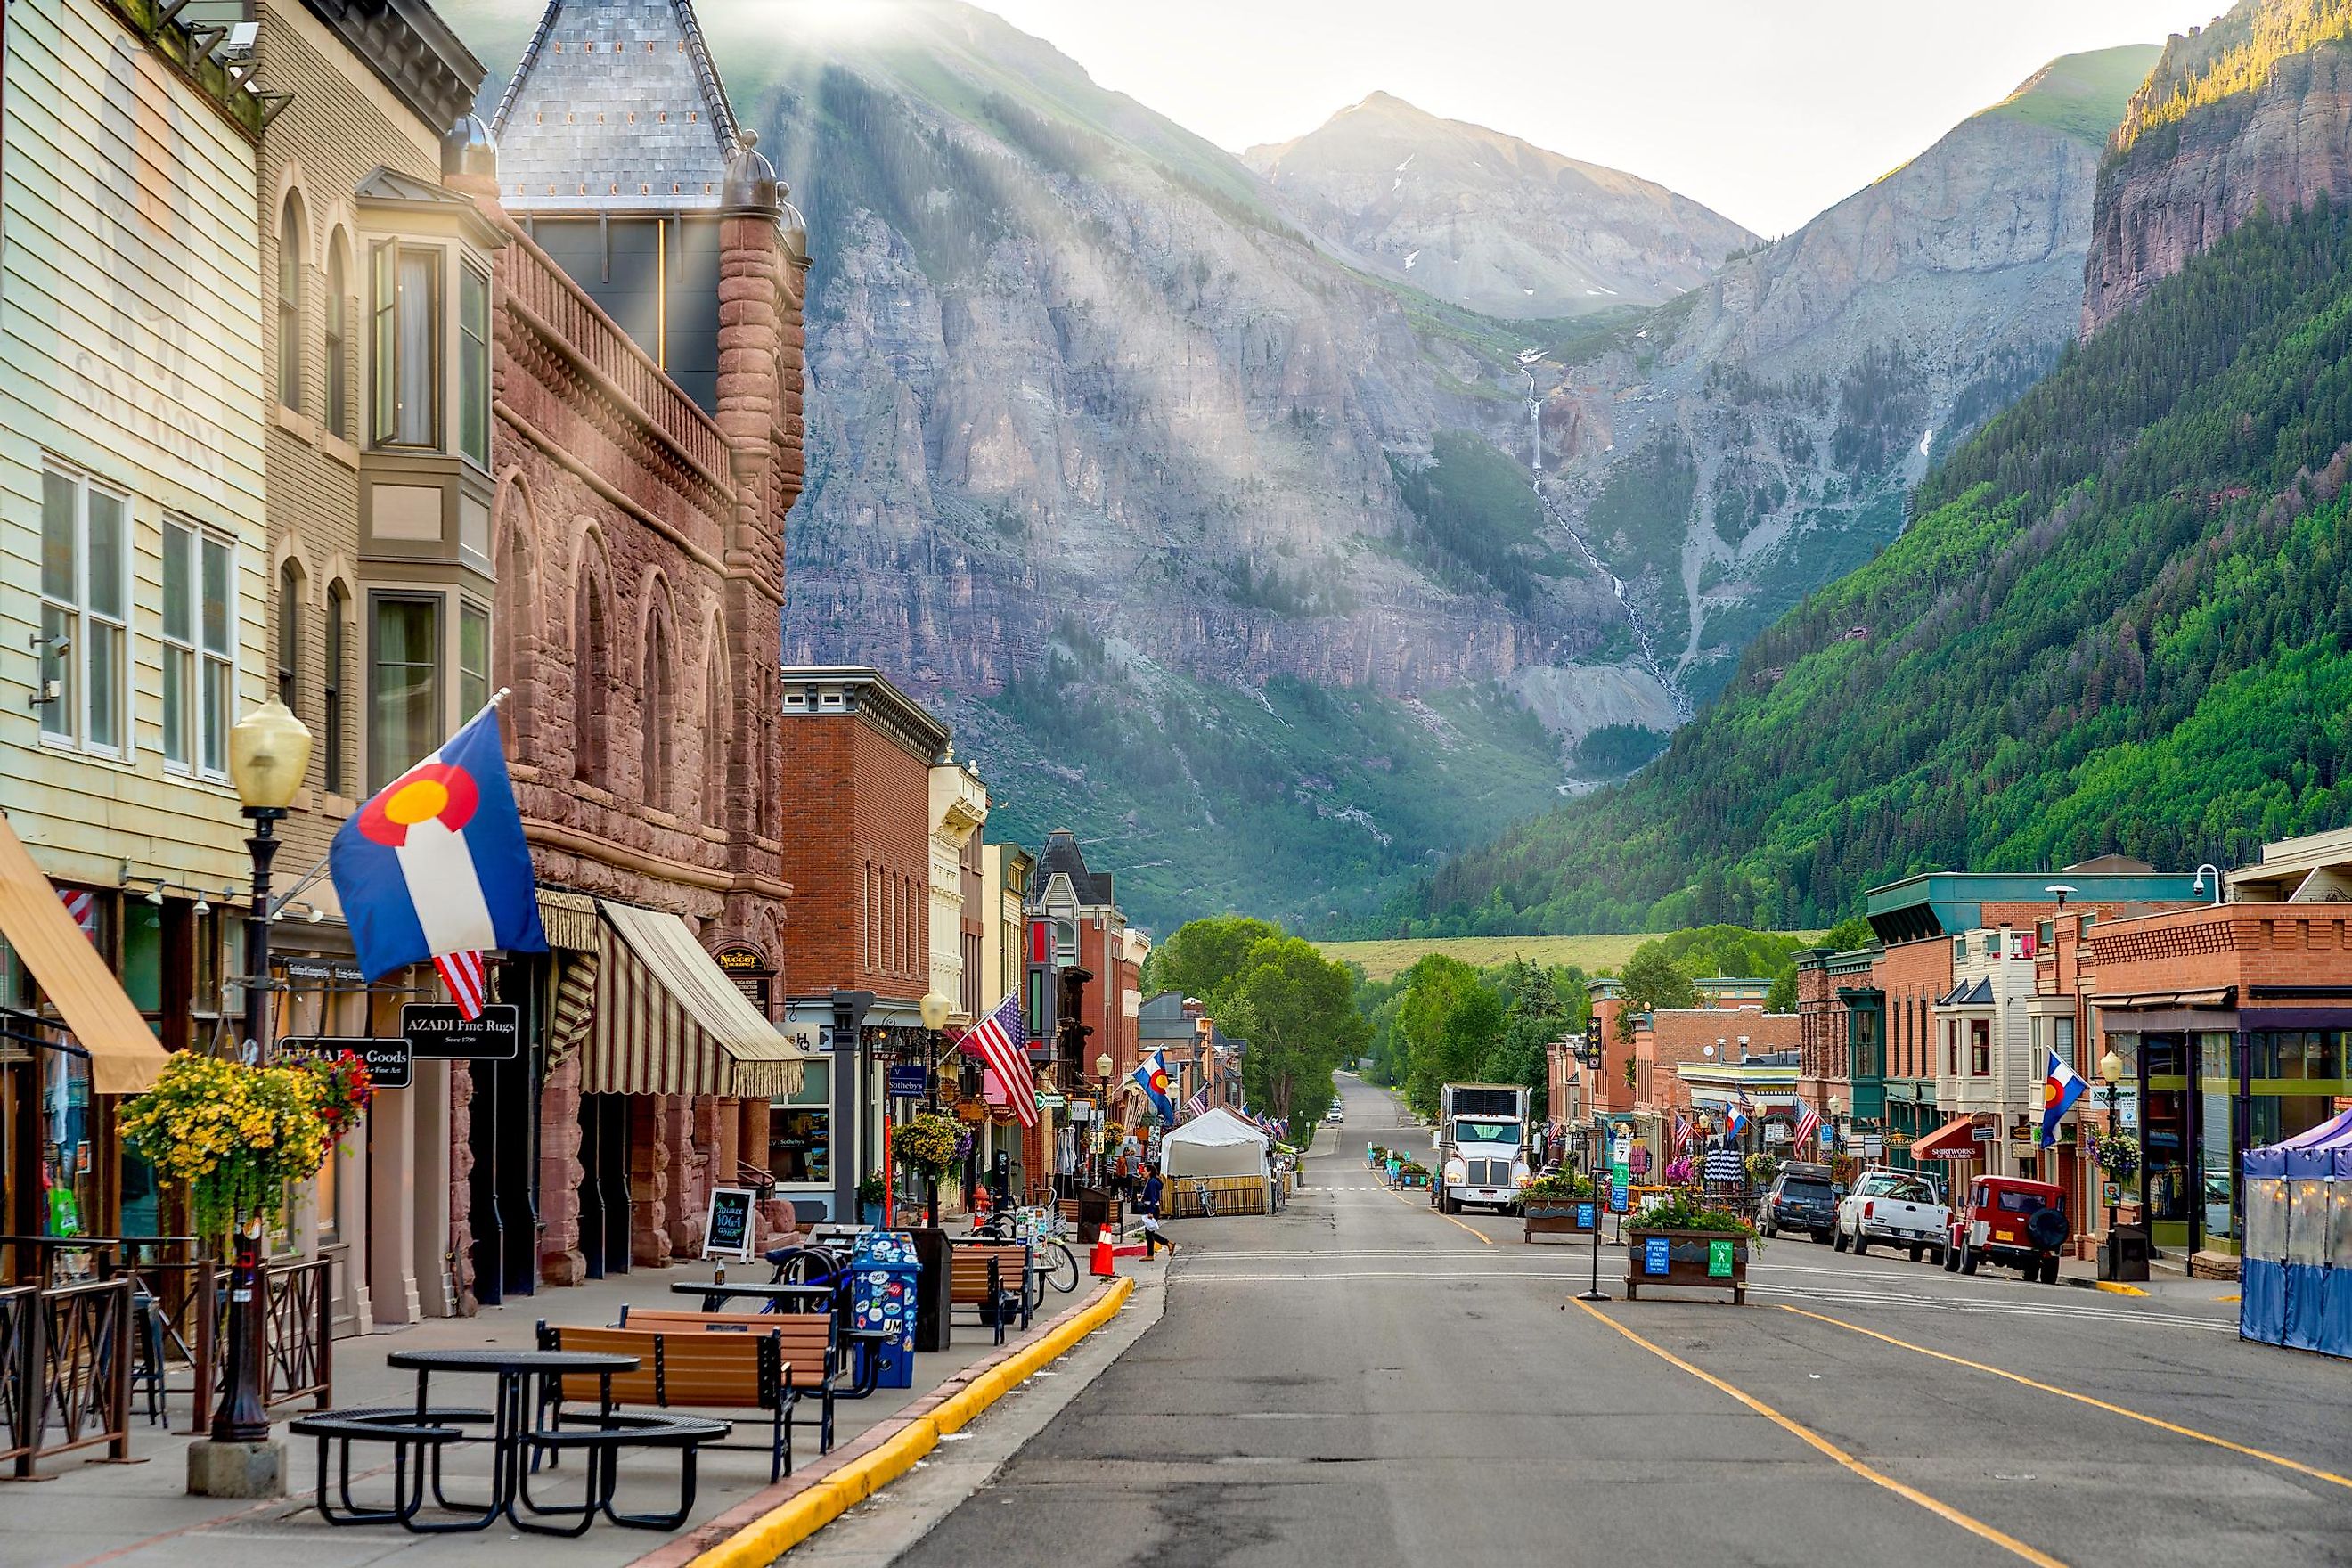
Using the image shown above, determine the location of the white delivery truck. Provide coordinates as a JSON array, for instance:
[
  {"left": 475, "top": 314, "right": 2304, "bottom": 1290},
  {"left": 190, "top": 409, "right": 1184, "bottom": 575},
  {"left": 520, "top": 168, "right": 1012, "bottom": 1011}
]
[{"left": 1433, "top": 1083, "right": 1532, "bottom": 1213}]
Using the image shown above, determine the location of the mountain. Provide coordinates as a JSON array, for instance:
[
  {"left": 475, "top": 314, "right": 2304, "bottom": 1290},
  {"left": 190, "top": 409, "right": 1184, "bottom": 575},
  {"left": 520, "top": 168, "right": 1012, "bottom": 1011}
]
[
  {"left": 1529, "top": 45, "right": 2160, "bottom": 700},
  {"left": 1407, "top": 58, "right": 2352, "bottom": 935},
  {"left": 1243, "top": 92, "right": 1758, "bottom": 319},
  {"left": 440, "top": 0, "right": 1678, "bottom": 932},
  {"left": 2085, "top": 1, "right": 2352, "bottom": 332}
]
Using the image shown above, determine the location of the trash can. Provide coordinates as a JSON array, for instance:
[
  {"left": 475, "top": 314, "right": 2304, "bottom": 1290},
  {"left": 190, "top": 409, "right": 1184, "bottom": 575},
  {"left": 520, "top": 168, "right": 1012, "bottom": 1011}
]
[
  {"left": 1074, "top": 1185, "right": 1116, "bottom": 1241},
  {"left": 849, "top": 1230, "right": 919, "bottom": 1389},
  {"left": 2099, "top": 1223, "right": 2152, "bottom": 1283},
  {"left": 907, "top": 1226, "right": 953, "bottom": 1353}
]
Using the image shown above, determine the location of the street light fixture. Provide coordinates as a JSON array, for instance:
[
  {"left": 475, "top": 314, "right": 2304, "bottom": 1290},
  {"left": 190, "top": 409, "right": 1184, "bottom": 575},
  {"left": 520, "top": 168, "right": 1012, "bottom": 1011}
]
[
  {"left": 2098, "top": 1046, "right": 2127, "bottom": 1239},
  {"left": 1095, "top": 1049, "right": 1115, "bottom": 1188},
  {"left": 2191, "top": 863, "right": 2224, "bottom": 906},
  {"left": 212, "top": 698, "right": 310, "bottom": 1450},
  {"left": 918, "top": 991, "right": 951, "bottom": 1224}
]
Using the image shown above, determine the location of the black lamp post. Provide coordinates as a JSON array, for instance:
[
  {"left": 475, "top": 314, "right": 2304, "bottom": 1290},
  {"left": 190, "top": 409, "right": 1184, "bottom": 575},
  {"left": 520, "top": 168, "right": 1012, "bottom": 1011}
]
[
  {"left": 919, "top": 991, "right": 951, "bottom": 1225},
  {"left": 2098, "top": 1046, "right": 2127, "bottom": 1238},
  {"left": 212, "top": 698, "right": 309, "bottom": 1450},
  {"left": 1095, "top": 1050, "right": 1114, "bottom": 1186}
]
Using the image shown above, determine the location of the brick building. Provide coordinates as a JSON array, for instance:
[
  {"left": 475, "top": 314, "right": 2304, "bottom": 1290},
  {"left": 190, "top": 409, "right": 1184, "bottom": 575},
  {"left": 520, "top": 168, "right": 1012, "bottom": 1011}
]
[
  {"left": 772, "top": 666, "right": 949, "bottom": 1222},
  {"left": 1026, "top": 829, "right": 1133, "bottom": 1184},
  {"left": 2084, "top": 827, "right": 2352, "bottom": 1269},
  {"left": 250, "top": 0, "right": 490, "bottom": 1334},
  {"left": 471, "top": 0, "right": 811, "bottom": 1294}
]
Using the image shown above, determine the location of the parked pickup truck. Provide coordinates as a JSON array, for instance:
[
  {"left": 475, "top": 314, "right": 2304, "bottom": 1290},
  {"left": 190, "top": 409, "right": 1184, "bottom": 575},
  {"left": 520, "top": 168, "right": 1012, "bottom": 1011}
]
[{"left": 1834, "top": 1170, "right": 1949, "bottom": 1263}]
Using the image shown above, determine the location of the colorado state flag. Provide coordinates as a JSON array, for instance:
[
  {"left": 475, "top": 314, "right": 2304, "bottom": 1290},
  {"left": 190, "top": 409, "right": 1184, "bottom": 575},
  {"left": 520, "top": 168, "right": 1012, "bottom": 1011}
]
[
  {"left": 330, "top": 706, "right": 547, "bottom": 985},
  {"left": 2039, "top": 1047, "right": 2087, "bottom": 1147},
  {"left": 1132, "top": 1048, "right": 1176, "bottom": 1124}
]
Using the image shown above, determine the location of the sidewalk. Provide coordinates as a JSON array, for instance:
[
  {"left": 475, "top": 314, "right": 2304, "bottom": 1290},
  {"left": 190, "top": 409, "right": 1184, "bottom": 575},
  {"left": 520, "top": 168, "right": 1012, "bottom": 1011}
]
[{"left": 13, "top": 1259, "right": 1117, "bottom": 1568}]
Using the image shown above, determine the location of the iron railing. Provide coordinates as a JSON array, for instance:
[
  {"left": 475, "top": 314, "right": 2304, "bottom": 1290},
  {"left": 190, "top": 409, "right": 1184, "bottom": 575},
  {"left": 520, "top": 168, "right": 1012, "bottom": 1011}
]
[
  {"left": 7, "top": 1277, "right": 132, "bottom": 1474},
  {"left": 187, "top": 1255, "right": 333, "bottom": 1434}
]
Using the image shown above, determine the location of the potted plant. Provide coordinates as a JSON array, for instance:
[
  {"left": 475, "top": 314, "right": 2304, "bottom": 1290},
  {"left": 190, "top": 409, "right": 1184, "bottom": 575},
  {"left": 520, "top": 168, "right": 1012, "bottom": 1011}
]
[
  {"left": 1745, "top": 1150, "right": 1782, "bottom": 1189},
  {"left": 118, "top": 1050, "right": 345, "bottom": 1262},
  {"left": 1623, "top": 1188, "right": 1760, "bottom": 1303},
  {"left": 894, "top": 1111, "right": 962, "bottom": 1225},
  {"left": 2093, "top": 1131, "right": 2140, "bottom": 1179},
  {"left": 1520, "top": 1170, "right": 1599, "bottom": 1240},
  {"left": 1395, "top": 1157, "right": 1431, "bottom": 1188},
  {"left": 856, "top": 1170, "right": 888, "bottom": 1226}
]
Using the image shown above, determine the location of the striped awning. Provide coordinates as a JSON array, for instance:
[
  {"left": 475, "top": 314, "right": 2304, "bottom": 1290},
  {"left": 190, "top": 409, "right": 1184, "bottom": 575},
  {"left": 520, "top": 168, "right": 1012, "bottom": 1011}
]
[{"left": 579, "top": 901, "right": 804, "bottom": 1099}]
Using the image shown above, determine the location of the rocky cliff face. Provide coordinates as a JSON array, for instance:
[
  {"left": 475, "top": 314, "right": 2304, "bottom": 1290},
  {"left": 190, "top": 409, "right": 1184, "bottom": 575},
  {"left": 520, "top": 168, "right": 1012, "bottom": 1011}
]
[
  {"left": 1531, "top": 45, "right": 2159, "bottom": 698},
  {"left": 2084, "top": 2, "right": 2352, "bottom": 333},
  {"left": 1244, "top": 92, "right": 1757, "bottom": 320}
]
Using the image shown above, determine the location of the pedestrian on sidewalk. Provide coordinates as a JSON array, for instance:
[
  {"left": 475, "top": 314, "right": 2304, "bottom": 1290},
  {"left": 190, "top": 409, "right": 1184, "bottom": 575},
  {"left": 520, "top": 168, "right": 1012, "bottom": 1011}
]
[{"left": 1139, "top": 1164, "right": 1172, "bottom": 1257}]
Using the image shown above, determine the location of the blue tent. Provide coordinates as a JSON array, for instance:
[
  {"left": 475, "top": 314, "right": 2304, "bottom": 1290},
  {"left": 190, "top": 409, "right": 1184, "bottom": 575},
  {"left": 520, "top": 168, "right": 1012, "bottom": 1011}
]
[{"left": 2240, "top": 1107, "right": 2352, "bottom": 1359}]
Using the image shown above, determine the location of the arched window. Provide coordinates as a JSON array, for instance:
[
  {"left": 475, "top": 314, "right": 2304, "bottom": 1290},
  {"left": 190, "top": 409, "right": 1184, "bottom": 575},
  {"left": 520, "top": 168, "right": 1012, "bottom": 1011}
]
[
  {"left": 574, "top": 572, "right": 608, "bottom": 784},
  {"left": 276, "top": 193, "right": 306, "bottom": 412},
  {"left": 324, "top": 580, "right": 349, "bottom": 795},
  {"left": 276, "top": 558, "right": 305, "bottom": 712},
  {"left": 323, "top": 233, "right": 351, "bottom": 440},
  {"left": 702, "top": 620, "right": 728, "bottom": 820},
  {"left": 641, "top": 607, "right": 674, "bottom": 809}
]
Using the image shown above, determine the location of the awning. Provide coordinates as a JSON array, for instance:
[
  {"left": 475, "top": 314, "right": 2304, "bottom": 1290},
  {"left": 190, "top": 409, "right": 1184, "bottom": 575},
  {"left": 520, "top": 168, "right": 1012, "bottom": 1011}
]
[
  {"left": 579, "top": 901, "right": 805, "bottom": 1098},
  {"left": 1908, "top": 1115, "right": 1984, "bottom": 1161},
  {"left": 0, "top": 815, "right": 168, "bottom": 1094}
]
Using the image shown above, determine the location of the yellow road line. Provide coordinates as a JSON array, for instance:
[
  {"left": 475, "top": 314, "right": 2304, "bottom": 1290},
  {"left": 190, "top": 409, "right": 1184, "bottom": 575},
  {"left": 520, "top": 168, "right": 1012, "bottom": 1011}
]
[
  {"left": 1779, "top": 1305, "right": 2352, "bottom": 1493},
  {"left": 1384, "top": 1183, "right": 1495, "bottom": 1245},
  {"left": 1571, "top": 1300, "right": 2067, "bottom": 1568}
]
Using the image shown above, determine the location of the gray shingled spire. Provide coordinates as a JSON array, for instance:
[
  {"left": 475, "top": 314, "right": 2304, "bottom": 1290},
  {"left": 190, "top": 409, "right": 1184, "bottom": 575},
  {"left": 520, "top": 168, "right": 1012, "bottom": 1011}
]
[{"left": 490, "top": 0, "right": 746, "bottom": 215}]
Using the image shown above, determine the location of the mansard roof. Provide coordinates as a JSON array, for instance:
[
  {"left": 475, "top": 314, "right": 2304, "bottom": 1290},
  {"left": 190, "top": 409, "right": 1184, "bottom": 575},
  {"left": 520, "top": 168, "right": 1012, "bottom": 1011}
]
[{"left": 488, "top": 0, "right": 743, "bottom": 214}]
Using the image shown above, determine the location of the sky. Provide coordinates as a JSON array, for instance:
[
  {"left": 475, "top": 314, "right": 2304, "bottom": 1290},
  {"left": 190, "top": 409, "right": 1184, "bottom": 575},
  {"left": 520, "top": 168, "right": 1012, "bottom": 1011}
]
[{"left": 968, "top": 0, "right": 2221, "bottom": 236}]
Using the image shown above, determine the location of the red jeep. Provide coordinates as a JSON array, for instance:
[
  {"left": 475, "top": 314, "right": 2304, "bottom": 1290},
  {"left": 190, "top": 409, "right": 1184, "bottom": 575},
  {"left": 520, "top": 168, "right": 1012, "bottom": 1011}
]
[{"left": 1943, "top": 1175, "right": 2070, "bottom": 1284}]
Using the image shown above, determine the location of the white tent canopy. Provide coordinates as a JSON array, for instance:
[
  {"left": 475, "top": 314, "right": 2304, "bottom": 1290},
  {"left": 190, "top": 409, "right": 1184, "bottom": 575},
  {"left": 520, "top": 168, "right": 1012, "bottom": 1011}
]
[{"left": 1162, "top": 1107, "right": 1270, "bottom": 1180}]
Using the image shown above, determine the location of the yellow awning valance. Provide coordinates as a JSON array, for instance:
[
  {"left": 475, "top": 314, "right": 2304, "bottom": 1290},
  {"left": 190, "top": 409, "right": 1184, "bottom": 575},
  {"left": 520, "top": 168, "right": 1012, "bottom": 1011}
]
[{"left": 0, "top": 814, "right": 168, "bottom": 1094}]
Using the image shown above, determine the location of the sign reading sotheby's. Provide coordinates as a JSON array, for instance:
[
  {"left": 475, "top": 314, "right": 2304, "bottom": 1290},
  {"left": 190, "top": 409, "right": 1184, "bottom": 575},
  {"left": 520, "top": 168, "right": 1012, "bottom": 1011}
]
[{"left": 404, "top": 1003, "right": 520, "bottom": 1062}]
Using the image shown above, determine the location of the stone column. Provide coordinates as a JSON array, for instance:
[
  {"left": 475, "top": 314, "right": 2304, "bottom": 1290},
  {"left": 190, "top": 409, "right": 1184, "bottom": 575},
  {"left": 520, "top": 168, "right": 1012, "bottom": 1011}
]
[
  {"left": 538, "top": 1055, "right": 585, "bottom": 1286},
  {"left": 629, "top": 1094, "right": 671, "bottom": 1268},
  {"left": 446, "top": 1062, "right": 476, "bottom": 1315}
]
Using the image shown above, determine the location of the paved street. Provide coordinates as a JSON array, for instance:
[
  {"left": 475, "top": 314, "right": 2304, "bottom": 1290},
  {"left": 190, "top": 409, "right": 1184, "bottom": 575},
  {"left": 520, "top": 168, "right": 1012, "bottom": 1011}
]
[{"left": 869, "top": 1074, "right": 2352, "bottom": 1568}]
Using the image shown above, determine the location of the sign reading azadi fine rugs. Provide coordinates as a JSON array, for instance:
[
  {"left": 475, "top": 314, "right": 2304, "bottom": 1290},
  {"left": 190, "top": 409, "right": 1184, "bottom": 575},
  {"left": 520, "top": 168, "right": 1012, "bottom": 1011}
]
[{"left": 403, "top": 1003, "right": 520, "bottom": 1062}]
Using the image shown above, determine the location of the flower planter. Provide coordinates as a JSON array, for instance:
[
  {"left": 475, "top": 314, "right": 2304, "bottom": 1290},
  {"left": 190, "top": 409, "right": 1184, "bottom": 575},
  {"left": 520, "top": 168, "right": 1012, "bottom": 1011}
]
[
  {"left": 1622, "top": 1227, "right": 1751, "bottom": 1303},
  {"left": 1523, "top": 1203, "right": 1599, "bottom": 1242}
]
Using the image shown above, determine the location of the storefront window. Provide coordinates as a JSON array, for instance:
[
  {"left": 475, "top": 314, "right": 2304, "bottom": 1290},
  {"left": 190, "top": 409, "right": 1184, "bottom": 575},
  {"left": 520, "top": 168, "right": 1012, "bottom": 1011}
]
[{"left": 769, "top": 1061, "right": 831, "bottom": 1185}]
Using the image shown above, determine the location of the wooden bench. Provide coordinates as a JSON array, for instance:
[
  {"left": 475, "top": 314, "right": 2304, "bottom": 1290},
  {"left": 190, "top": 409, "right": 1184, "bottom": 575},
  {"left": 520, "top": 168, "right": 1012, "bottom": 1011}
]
[
  {"left": 617, "top": 1306, "right": 848, "bottom": 1441},
  {"left": 536, "top": 1322, "right": 813, "bottom": 1482},
  {"left": 947, "top": 1245, "right": 1029, "bottom": 1343}
]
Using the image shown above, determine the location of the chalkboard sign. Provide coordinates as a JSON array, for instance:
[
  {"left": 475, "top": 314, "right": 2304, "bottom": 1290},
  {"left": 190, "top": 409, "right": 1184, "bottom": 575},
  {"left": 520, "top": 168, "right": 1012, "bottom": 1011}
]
[
  {"left": 1645, "top": 1237, "right": 1670, "bottom": 1275},
  {"left": 702, "top": 1186, "right": 757, "bottom": 1262}
]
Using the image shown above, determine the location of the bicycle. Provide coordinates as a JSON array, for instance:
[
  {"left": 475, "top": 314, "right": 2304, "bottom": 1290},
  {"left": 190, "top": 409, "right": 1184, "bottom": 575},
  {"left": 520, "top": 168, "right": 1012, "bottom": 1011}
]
[{"left": 968, "top": 1205, "right": 1080, "bottom": 1298}]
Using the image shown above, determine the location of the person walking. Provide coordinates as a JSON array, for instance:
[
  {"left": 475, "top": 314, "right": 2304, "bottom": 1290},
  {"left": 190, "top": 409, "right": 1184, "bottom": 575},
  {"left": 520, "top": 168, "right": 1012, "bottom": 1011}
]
[{"left": 1139, "top": 1164, "right": 1172, "bottom": 1258}]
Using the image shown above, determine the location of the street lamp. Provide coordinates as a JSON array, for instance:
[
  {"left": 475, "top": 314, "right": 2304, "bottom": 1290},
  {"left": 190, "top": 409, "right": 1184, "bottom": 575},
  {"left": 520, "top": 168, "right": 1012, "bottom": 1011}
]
[
  {"left": 213, "top": 698, "right": 309, "bottom": 1450},
  {"left": 919, "top": 992, "right": 951, "bottom": 1225},
  {"left": 1095, "top": 1049, "right": 1115, "bottom": 1186},
  {"left": 2191, "top": 863, "right": 2224, "bottom": 906}
]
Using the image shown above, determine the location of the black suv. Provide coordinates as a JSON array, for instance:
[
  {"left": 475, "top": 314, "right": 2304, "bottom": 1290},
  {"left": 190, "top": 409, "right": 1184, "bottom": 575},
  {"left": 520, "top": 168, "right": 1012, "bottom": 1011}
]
[{"left": 1762, "top": 1162, "right": 1840, "bottom": 1243}]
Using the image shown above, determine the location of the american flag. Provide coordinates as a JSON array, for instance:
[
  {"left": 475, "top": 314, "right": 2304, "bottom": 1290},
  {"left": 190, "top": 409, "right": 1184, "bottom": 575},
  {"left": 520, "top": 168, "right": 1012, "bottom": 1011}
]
[
  {"left": 960, "top": 992, "right": 1036, "bottom": 1130},
  {"left": 1793, "top": 1101, "right": 1820, "bottom": 1150},
  {"left": 1671, "top": 1109, "right": 1694, "bottom": 1152},
  {"left": 1184, "top": 1083, "right": 1210, "bottom": 1120},
  {"left": 435, "top": 950, "right": 487, "bottom": 1020}
]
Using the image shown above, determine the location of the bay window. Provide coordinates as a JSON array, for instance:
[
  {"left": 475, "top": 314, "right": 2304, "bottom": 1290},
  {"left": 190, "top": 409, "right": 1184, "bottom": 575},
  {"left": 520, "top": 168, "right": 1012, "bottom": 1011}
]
[
  {"left": 39, "top": 465, "right": 129, "bottom": 756},
  {"left": 372, "top": 243, "right": 441, "bottom": 449},
  {"left": 369, "top": 592, "right": 441, "bottom": 791},
  {"left": 460, "top": 599, "right": 490, "bottom": 721}
]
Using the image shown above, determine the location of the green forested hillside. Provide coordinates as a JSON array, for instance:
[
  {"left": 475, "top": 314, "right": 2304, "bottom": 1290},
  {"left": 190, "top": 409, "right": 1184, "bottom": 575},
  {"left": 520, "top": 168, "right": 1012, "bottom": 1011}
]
[{"left": 1410, "top": 198, "right": 2352, "bottom": 935}]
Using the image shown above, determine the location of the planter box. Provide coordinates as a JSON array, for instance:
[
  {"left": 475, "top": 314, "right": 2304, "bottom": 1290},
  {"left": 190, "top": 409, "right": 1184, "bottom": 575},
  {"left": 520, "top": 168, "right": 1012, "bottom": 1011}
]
[
  {"left": 1523, "top": 1204, "right": 1599, "bottom": 1242},
  {"left": 1622, "top": 1228, "right": 1750, "bottom": 1303}
]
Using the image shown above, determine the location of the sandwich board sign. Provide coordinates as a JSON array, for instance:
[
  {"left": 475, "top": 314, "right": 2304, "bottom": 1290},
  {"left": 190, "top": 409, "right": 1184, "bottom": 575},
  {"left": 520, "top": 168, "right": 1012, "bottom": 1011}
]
[{"left": 701, "top": 1186, "right": 757, "bottom": 1262}]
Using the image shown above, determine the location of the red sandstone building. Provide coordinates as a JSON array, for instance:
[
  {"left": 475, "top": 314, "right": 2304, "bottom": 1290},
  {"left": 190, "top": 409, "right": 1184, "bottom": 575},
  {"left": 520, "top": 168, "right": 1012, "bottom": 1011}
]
[{"left": 460, "top": 0, "right": 811, "bottom": 1298}]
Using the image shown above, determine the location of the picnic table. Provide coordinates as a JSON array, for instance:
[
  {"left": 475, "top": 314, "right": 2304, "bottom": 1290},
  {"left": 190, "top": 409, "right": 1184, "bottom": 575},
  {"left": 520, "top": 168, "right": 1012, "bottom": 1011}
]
[{"left": 376, "top": 1347, "right": 640, "bottom": 1532}]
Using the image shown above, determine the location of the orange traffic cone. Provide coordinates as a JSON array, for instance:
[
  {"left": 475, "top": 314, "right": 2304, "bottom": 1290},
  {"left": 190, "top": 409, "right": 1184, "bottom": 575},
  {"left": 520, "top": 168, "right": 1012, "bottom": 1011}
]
[{"left": 1090, "top": 1229, "right": 1116, "bottom": 1277}]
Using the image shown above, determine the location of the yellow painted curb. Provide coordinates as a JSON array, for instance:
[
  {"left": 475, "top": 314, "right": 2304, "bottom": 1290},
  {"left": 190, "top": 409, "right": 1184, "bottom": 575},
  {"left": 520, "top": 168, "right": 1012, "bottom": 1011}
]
[
  {"left": 687, "top": 1275, "right": 1137, "bottom": 1568},
  {"left": 2093, "top": 1280, "right": 2149, "bottom": 1296}
]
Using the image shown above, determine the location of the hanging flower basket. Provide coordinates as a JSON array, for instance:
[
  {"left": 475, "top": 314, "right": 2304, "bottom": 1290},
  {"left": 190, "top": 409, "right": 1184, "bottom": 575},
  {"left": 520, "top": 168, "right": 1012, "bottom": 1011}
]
[
  {"left": 894, "top": 1111, "right": 962, "bottom": 1178},
  {"left": 2093, "top": 1131, "right": 2140, "bottom": 1178},
  {"left": 118, "top": 1051, "right": 338, "bottom": 1245}
]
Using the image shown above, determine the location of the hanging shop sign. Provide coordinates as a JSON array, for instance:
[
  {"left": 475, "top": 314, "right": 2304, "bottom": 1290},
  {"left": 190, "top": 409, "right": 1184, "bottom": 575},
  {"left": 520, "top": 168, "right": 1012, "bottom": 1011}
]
[
  {"left": 710, "top": 944, "right": 772, "bottom": 1012},
  {"left": 278, "top": 1035, "right": 412, "bottom": 1091},
  {"left": 403, "top": 1003, "right": 520, "bottom": 1062}
]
